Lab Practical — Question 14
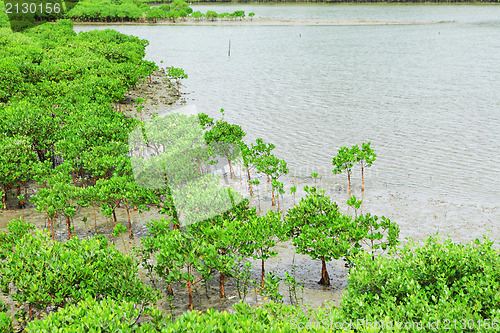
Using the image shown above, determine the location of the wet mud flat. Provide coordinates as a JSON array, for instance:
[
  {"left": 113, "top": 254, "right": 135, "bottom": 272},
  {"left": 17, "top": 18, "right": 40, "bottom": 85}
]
[
  {"left": 2, "top": 168, "right": 497, "bottom": 318},
  {"left": 114, "top": 69, "right": 181, "bottom": 120},
  {"left": 0, "top": 173, "right": 348, "bottom": 322}
]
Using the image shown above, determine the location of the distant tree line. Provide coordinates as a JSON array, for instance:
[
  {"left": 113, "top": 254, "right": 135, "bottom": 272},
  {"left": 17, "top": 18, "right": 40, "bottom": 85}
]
[
  {"left": 145, "top": 0, "right": 499, "bottom": 3},
  {"left": 2, "top": 0, "right": 498, "bottom": 28},
  {"left": 0, "top": 0, "right": 253, "bottom": 24}
]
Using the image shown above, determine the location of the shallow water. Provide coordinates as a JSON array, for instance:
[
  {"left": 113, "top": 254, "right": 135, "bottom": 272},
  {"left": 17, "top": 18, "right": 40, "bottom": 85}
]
[{"left": 74, "top": 4, "right": 500, "bottom": 206}]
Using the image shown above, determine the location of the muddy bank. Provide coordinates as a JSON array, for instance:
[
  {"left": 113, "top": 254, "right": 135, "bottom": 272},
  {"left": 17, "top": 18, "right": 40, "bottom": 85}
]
[{"left": 114, "top": 69, "right": 181, "bottom": 120}]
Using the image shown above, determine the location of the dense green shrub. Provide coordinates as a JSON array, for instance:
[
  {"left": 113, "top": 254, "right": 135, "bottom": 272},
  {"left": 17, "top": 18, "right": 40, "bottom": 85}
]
[
  {"left": 164, "top": 301, "right": 314, "bottom": 332},
  {"left": 25, "top": 297, "right": 164, "bottom": 332},
  {"left": 26, "top": 298, "right": 346, "bottom": 332},
  {"left": 0, "top": 219, "right": 34, "bottom": 260},
  {"left": 6, "top": 218, "right": 34, "bottom": 237},
  {"left": 0, "top": 20, "right": 154, "bottom": 223},
  {"left": 0, "top": 227, "right": 159, "bottom": 318},
  {"left": 0, "top": 311, "right": 13, "bottom": 333},
  {"left": 339, "top": 236, "right": 500, "bottom": 332},
  {"left": 64, "top": 0, "right": 194, "bottom": 23},
  {"left": 0, "top": 299, "right": 13, "bottom": 333},
  {"left": 0, "top": 2, "right": 9, "bottom": 28},
  {"left": 66, "top": 0, "right": 144, "bottom": 22}
]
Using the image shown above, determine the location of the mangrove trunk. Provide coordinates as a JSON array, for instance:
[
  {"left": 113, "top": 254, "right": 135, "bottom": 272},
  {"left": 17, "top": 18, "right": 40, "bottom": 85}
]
[{"left": 318, "top": 257, "right": 330, "bottom": 286}]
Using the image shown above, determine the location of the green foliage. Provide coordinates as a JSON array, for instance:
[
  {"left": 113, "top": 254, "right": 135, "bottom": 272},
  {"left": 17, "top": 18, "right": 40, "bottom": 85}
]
[
  {"left": 0, "top": 3, "right": 9, "bottom": 28},
  {"left": 158, "top": 4, "right": 170, "bottom": 12},
  {"left": 249, "top": 137, "right": 287, "bottom": 206},
  {"left": 22, "top": 234, "right": 500, "bottom": 332},
  {"left": 130, "top": 111, "right": 237, "bottom": 226},
  {"left": 0, "top": 311, "right": 13, "bottom": 333},
  {"left": 170, "top": 0, "right": 191, "bottom": 13},
  {"left": 262, "top": 272, "right": 283, "bottom": 303},
  {"left": 2, "top": 6, "right": 491, "bottom": 333},
  {"left": 232, "top": 10, "right": 245, "bottom": 20},
  {"left": 113, "top": 222, "right": 128, "bottom": 251},
  {"left": 339, "top": 236, "right": 500, "bottom": 331},
  {"left": 332, "top": 146, "right": 356, "bottom": 195},
  {"left": 332, "top": 146, "right": 356, "bottom": 175},
  {"left": 147, "top": 7, "right": 166, "bottom": 22},
  {"left": 230, "top": 256, "right": 252, "bottom": 300},
  {"left": 95, "top": 175, "right": 141, "bottom": 225},
  {"left": 285, "top": 186, "right": 355, "bottom": 285},
  {"left": 332, "top": 142, "right": 376, "bottom": 195},
  {"left": 311, "top": 172, "right": 319, "bottom": 189},
  {"left": 243, "top": 210, "right": 283, "bottom": 258},
  {"left": 191, "top": 11, "right": 203, "bottom": 19},
  {"left": 166, "top": 10, "right": 180, "bottom": 22},
  {"left": 0, "top": 299, "right": 8, "bottom": 313},
  {"left": 356, "top": 212, "right": 399, "bottom": 261},
  {"left": 352, "top": 142, "right": 376, "bottom": 192},
  {"left": 178, "top": 9, "right": 188, "bottom": 19},
  {"left": 218, "top": 12, "right": 229, "bottom": 19},
  {"left": 25, "top": 297, "right": 165, "bottom": 332},
  {"left": 185, "top": 199, "right": 256, "bottom": 298},
  {"left": 344, "top": 195, "right": 399, "bottom": 265},
  {"left": 0, "top": 102, "right": 58, "bottom": 164},
  {"left": 150, "top": 226, "right": 218, "bottom": 309},
  {"left": 205, "top": 10, "right": 217, "bottom": 21},
  {"left": 251, "top": 138, "right": 275, "bottom": 161},
  {"left": 166, "top": 66, "right": 187, "bottom": 81},
  {"left": 6, "top": 218, "right": 35, "bottom": 239},
  {"left": 0, "top": 228, "right": 159, "bottom": 315},
  {"left": 1, "top": 219, "right": 35, "bottom": 261},
  {"left": 66, "top": 0, "right": 145, "bottom": 22},
  {"left": 354, "top": 142, "right": 376, "bottom": 167},
  {"left": 31, "top": 169, "right": 80, "bottom": 238},
  {"left": 241, "top": 210, "right": 282, "bottom": 287},
  {"left": 0, "top": 20, "right": 155, "bottom": 213},
  {"left": 25, "top": 297, "right": 328, "bottom": 332},
  {"left": 204, "top": 112, "right": 246, "bottom": 178},
  {"left": 254, "top": 154, "right": 288, "bottom": 205},
  {"left": 283, "top": 257, "right": 304, "bottom": 306},
  {"left": 139, "top": 218, "right": 171, "bottom": 288},
  {"left": 166, "top": 67, "right": 187, "bottom": 95},
  {"left": 0, "top": 136, "right": 37, "bottom": 193},
  {"left": 166, "top": 0, "right": 495, "bottom": 3},
  {"left": 290, "top": 184, "right": 298, "bottom": 204},
  {"left": 167, "top": 301, "right": 314, "bottom": 332}
]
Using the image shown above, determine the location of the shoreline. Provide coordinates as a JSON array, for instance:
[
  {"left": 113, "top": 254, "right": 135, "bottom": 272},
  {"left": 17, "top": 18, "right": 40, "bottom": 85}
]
[{"left": 73, "top": 17, "right": 452, "bottom": 26}]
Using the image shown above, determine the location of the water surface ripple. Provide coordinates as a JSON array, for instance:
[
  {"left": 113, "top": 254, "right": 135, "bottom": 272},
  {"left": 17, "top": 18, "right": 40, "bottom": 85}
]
[{"left": 74, "top": 5, "right": 500, "bottom": 241}]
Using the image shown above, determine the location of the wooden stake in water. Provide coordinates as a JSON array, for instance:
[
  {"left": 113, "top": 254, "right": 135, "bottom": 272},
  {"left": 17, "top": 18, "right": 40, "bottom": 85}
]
[{"left": 228, "top": 36, "right": 231, "bottom": 57}]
